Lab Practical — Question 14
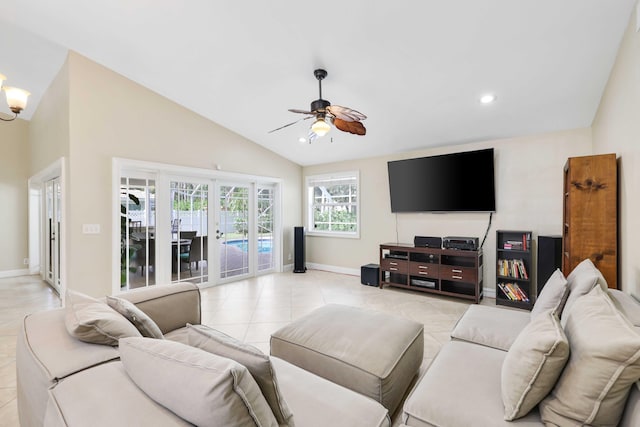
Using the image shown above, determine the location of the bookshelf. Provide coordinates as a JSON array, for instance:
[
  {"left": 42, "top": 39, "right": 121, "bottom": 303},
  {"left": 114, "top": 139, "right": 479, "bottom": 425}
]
[{"left": 496, "top": 230, "right": 534, "bottom": 310}]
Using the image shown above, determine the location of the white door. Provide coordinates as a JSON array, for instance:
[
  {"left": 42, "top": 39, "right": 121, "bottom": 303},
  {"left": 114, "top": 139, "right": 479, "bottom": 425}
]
[
  {"left": 169, "top": 179, "right": 210, "bottom": 285},
  {"left": 45, "top": 178, "right": 61, "bottom": 293},
  {"left": 216, "top": 182, "right": 252, "bottom": 281}
]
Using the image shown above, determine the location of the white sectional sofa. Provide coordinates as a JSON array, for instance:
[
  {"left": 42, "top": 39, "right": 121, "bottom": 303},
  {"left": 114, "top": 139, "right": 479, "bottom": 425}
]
[
  {"left": 401, "top": 260, "right": 640, "bottom": 426},
  {"left": 17, "top": 282, "right": 391, "bottom": 427}
]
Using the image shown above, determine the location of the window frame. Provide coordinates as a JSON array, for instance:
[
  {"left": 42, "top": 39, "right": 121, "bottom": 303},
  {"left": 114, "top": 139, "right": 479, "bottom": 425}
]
[{"left": 305, "top": 171, "right": 360, "bottom": 238}]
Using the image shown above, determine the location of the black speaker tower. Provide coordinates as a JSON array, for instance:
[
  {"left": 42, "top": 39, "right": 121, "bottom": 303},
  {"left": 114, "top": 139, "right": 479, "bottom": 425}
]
[
  {"left": 537, "top": 235, "right": 562, "bottom": 294},
  {"left": 293, "top": 226, "right": 306, "bottom": 273}
]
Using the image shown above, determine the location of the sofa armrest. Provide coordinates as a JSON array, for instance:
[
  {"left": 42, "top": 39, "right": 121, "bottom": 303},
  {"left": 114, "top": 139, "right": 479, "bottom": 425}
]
[{"left": 118, "top": 283, "right": 201, "bottom": 334}]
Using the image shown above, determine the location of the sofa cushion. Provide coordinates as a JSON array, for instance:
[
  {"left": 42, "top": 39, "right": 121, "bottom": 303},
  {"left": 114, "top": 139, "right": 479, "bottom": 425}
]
[
  {"left": 608, "top": 289, "right": 640, "bottom": 328},
  {"left": 17, "top": 309, "right": 120, "bottom": 427},
  {"left": 402, "top": 340, "right": 542, "bottom": 426},
  {"left": 187, "top": 324, "right": 294, "bottom": 427},
  {"left": 561, "top": 258, "right": 608, "bottom": 328},
  {"left": 450, "top": 304, "right": 531, "bottom": 351},
  {"left": 65, "top": 290, "right": 141, "bottom": 345},
  {"left": 106, "top": 295, "right": 164, "bottom": 339},
  {"left": 271, "top": 357, "right": 390, "bottom": 427},
  {"left": 530, "top": 269, "right": 568, "bottom": 319},
  {"left": 539, "top": 286, "right": 640, "bottom": 426},
  {"left": 119, "top": 337, "right": 278, "bottom": 427},
  {"left": 501, "top": 310, "right": 569, "bottom": 420},
  {"left": 44, "top": 361, "right": 191, "bottom": 426}
]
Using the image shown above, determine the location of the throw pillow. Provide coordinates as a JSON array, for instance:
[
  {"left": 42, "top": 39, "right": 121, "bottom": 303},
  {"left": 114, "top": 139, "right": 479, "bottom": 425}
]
[
  {"left": 187, "top": 324, "right": 295, "bottom": 427},
  {"left": 530, "top": 269, "right": 568, "bottom": 320},
  {"left": 119, "top": 337, "right": 278, "bottom": 427},
  {"left": 106, "top": 296, "right": 164, "bottom": 339},
  {"left": 561, "top": 258, "right": 608, "bottom": 327},
  {"left": 501, "top": 310, "right": 569, "bottom": 420},
  {"left": 539, "top": 286, "right": 640, "bottom": 426},
  {"left": 65, "top": 290, "right": 141, "bottom": 345}
]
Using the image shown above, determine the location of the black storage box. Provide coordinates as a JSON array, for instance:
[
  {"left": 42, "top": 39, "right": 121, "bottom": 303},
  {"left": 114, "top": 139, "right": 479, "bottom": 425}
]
[{"left": 361, "top": 263, "right": 380, "bottom": 286}]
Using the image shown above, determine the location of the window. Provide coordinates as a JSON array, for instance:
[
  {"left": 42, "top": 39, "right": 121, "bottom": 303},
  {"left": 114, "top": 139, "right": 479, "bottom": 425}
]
[{"left": 306, "top": 172, "right": 359, "bottom": 237}]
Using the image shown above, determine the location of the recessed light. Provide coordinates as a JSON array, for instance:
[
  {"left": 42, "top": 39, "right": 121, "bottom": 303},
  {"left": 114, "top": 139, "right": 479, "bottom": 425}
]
[
  {"left": 480, "top": 94, "right": 497, "bottom": 104},
  {"left": 298, "top": 137, "right": 306, "bottom": 143}
]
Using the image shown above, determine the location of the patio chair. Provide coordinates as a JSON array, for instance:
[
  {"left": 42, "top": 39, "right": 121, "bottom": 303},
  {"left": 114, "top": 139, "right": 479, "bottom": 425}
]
[
  {"left": 180, "top": 235, "right": 208, "bottom": 276},
  {"left": 134, "top": 238, "right": 155, "bottom": 276},
  {"left": 171, "top": 218, "right": 181, "bottom": 239}
]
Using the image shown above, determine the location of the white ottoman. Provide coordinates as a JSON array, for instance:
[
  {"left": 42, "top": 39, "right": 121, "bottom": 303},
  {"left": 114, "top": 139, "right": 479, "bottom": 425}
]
[{"left": 270, "top": 304, "right": 424, "bottom": 414}]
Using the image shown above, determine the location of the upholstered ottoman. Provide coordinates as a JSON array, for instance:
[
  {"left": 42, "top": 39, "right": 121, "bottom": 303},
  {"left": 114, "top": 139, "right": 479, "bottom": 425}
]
[{"left": 270, "top": 304, "right": 424, "bottom": 414}]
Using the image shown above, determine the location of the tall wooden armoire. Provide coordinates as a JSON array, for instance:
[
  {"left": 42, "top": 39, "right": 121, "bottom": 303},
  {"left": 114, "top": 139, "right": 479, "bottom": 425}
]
[{"left": 562, "top": 153, "right": 618, "bottom": 288}]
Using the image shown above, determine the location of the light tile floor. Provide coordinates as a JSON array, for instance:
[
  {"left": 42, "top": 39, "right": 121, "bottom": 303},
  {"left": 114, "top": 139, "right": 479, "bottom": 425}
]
[{"left": 0, "top": 270, "right": 495, "bottom": 426}]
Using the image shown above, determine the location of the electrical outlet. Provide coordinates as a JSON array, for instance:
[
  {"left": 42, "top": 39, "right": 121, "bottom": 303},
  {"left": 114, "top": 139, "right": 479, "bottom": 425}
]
[
  {"left": 82, "top": 224, "right": 101, "bottom": 234},
  {"left": 23, "top": 258, "right": 29, "bottom": 265},
  {"left": 288, "top": 253, "right": 292, "bottom": 261}
]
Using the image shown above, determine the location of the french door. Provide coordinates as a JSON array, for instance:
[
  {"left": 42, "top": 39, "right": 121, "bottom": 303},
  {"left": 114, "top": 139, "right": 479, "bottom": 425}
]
[
  {"left": 217, "top": 182, "right": 251, "bottom": 280},
  {"left": 45, "top": 177, "right": 61, "bottom": 293},
  {"left": 117, "top": 162, "right": 280, "bottom": 292},
  {"left": 170, "top": 179, "right": 210, "bottom": 285}
]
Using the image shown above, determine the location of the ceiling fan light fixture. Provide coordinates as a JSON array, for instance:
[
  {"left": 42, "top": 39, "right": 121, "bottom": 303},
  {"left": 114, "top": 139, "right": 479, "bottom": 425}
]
[{"left": 311, "top": 117, "right": 331, "bottom": 137}]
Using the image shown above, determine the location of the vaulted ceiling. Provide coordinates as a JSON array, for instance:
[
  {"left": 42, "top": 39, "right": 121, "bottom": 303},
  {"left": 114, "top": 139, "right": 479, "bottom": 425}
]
[{"left": 1, "top": 1, "right": 636, "bottom": 165}]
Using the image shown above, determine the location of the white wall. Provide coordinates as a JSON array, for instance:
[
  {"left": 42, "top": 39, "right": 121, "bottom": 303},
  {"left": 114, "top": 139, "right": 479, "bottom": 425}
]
[
  {"left": 0, "top": 118, "right": 30, "bottom": 276},
  {"left": 592, "top": 8, "right": 640, "bottom": 296},
  {"left": 303, "top": 128, "right": 593, "bottom": 295}
]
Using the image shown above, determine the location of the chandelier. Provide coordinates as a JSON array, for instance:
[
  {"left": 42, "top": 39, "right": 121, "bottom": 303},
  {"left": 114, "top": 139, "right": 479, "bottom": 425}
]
[{"left": 0, "top": 73, "right": 30, "bottom": 122}]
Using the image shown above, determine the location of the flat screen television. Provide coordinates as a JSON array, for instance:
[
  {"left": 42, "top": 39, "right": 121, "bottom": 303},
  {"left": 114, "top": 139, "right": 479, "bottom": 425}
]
[{"left": 387, "top": 148, "right": 496, "bottom": 213}]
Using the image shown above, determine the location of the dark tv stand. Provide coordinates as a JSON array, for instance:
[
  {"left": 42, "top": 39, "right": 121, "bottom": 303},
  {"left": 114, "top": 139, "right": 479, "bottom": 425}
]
[{"left": 379, "top": 243, "right": 483, "bottom": 303}]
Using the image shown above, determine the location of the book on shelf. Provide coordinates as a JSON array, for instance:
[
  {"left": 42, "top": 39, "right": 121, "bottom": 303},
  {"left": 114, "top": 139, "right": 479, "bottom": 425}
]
[
  {"left": 502, "top": 233, "right": 532, "bottom": 251},
  {"left": 497, "top": 259, "right": 528, "bottom": 279},
  {"left": 498, "top": 282, "right": 530, "bottom": 302}
]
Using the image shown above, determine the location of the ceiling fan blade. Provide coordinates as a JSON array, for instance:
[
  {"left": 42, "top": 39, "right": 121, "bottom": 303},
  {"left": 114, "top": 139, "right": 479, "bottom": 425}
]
[
  {"left": 288, "top": 108, "right": 314, "bottom": 115},
  {"left": 327, "top": 105, "right": 367, "bottom": 122},
  {"left": 334, "top": 118, "right": 366, "bottom": 135},
  {"left": 267, "top": 116, "right": 312, "bottom": 133}
]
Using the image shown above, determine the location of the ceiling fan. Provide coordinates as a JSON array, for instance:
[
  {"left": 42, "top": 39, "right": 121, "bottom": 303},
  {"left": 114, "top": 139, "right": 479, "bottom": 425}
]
[{"left": 268, "top": 69, "right": 367, "bottom": 142}]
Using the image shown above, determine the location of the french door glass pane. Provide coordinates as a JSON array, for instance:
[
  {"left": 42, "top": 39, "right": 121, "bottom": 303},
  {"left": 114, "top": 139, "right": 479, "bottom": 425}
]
[
  {"left": 171, "top": 181, "right": 209, "bottom": 284},
  {"left": 219, "top": 185, "right": 249, "bottom": 278},
  {"left": 257, "top": 187, "right": 274, "bottom": 272},
  {"left": 120, "top": 177, "right": 156, "bottom": 290}
]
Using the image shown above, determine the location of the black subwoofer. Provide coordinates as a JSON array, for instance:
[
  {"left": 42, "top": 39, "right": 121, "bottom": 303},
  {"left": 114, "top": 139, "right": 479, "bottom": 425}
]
[{"left": 537, "top": 235, "right": 562, "bottom": 294}]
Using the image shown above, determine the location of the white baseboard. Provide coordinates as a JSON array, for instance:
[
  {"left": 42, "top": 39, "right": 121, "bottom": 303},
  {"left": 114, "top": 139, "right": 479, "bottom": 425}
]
[
  {"left": 306, "top": 263, "right": 360, "bottom": 276},
  {"left": 283, "top": 263, "right": 294, "bottom": 272},
  {"left": 0, "top": 268, "right": 31, "bottom": 279},
  {"left": 483, "top": 287, "right": 496, "bottom": 299}
]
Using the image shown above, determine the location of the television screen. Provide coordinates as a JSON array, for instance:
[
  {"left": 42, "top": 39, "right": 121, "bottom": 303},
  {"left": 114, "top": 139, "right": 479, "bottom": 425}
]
[{"left": 387, "top": 148, "right": 496, "bottom": 212}]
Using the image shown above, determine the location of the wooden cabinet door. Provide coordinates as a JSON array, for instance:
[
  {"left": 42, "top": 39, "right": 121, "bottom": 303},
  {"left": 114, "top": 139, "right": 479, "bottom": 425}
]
[{"left": 563, "top": 154, "right": 617, "bottom": 288}]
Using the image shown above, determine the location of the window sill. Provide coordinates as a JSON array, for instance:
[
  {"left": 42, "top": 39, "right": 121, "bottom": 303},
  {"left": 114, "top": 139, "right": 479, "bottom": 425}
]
[{"left": 306, "top": 231, "right": 360, "bottom": 239}]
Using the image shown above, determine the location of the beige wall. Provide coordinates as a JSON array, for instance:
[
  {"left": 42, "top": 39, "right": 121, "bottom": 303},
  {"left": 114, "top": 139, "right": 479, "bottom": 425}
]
[
  {"left": 303, "top": 128, "right": 593, "bottom": 295},
  {"left": 61, "top": 52, "right": 301, "bottom": 297},
  {"left": 29, "top": 59, "right": 70, "bottom": 176},
  {"left": 0, "top": 118, "right": 30, "bottom": 273},
  {"left": 592, "top": 10, "right": 640, "bottom": 296}
]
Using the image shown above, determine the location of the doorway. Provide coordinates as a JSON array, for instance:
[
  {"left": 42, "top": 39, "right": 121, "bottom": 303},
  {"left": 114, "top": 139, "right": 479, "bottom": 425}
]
[{"left": 44, "top": 177, "right": 62, "bottom": 293}]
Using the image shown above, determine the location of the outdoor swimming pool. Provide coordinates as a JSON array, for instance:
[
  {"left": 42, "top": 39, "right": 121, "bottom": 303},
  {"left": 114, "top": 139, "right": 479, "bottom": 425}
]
[{"left": 224, "top": 239, "right": 272, "bottom": 253}]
